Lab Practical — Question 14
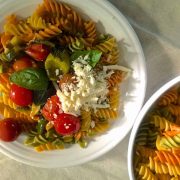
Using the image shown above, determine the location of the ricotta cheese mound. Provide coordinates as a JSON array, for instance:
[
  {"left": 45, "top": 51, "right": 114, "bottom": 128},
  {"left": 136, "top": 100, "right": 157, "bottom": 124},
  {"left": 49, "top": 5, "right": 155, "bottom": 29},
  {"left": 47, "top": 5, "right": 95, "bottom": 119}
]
[{"left": 57, "top": 57, "right": 110, "bottom": 115}]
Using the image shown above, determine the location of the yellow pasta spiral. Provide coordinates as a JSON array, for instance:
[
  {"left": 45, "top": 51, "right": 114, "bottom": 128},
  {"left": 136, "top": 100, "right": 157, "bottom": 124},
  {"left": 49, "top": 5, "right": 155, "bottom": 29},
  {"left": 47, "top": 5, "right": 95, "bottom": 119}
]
[
  {"left": 0, "top": 103, "right": 34, "bottom": 123},
  {"left": 45, "top": 17, "right": 72, "bottom": 32},
  {"left": 149, "top": 157, "right": 180, "bottom": 176},
  {"left": 95, "top": 108, "right": 118, "bottom": 119},
  {"left": 84, "top": 20, "right": 97, "bottom": 41},
  {"left": 95, "top": 37, "right": 116, "bottom": 53},
  {"left": 34, "top": 142, "right": 64, "bottom": 152},
  {"left": 92, "top": 122, "right": 109, "bottom": 133},
  {"left": 107, "top": 70, "right": 125, "bottom": 88},
  {"left": 0, "top": 93, "right": 17, "bottom": 110},
  {"left": 27, "top": 13, "right": 47, "bottom": 30},
  {"left": 0, "top": 73, "right": 11, "bottom": 94},
  {"left": 151, "top": 115, "right": 176, "bottom": 131},
  {"left": 35, "top": 24, "right": 62, "bottom": 39},
  {"left": 4, "top": 21, "right": 33, "bottom": 38},
  {"left": 139, "top": 165, "right": 157, "bottom": 180},
  {"left": 80, "top": 109, "right": 91, "bottom": 131}
]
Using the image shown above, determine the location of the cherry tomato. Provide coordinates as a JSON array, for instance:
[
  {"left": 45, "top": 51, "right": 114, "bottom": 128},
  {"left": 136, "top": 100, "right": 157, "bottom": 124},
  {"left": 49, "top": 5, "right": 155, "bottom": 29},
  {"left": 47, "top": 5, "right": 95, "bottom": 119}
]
[
  {"left": 59, "top": 74, "right": 76, "bottom": 90},
  {"left": 25, "top": 43, "right": 50, "bottom": 61},
  {"left": 10, "top": 84, "right": 33, "bottom": 106},
  {"left": 54, "top": 113, "right": 80, "bottom": 135},
  {"left": 0, "top": 118, "right": 21, "bottom": 142},
  {"left": 13, "top": 56, "right": 33, "bottom": 71},
  {"left": 41, "top": 95, "right": 62, "bottom": 121}
]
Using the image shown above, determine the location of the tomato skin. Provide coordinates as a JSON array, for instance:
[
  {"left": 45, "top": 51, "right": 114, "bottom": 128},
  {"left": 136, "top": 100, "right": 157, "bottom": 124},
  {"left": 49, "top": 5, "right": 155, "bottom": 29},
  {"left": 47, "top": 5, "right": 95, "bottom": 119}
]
[
  {"left": 25, "top": 44, "right": 50, "bottom": 61},
  {"left": 13, "top": 56, "right": 33, "bottom": 71},
  {"left": 41, "top": 95, "right": 62, "bottom": 121},
  {"left": 0, "top": 118, "right": 21, "bottom": 142},
  {"left": 54, "top": 113, "right": 80, "bottom": 135},
  {"left": 10, "top": 84, "right": 33, "bottom": 106}
]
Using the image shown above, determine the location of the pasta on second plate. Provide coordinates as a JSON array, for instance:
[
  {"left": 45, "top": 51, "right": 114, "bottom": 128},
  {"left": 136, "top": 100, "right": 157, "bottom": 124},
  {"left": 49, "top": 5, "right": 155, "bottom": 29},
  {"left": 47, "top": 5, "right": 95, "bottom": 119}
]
[{"left": 134, "top": 84, "right": 180, "bottom": 179}]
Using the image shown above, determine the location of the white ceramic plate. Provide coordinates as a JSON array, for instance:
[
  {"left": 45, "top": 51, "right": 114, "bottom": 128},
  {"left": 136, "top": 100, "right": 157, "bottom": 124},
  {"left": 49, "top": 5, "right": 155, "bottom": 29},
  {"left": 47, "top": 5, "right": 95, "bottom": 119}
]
[{"left": 0, "top": 0, "right": 146, "bottom": 168}]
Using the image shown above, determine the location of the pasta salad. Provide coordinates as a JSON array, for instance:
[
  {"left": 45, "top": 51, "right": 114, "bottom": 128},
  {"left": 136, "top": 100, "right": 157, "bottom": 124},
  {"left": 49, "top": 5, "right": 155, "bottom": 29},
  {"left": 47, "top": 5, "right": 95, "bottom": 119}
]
[{"left": 0, "top": 0, "right": 130, "bottom": 152}]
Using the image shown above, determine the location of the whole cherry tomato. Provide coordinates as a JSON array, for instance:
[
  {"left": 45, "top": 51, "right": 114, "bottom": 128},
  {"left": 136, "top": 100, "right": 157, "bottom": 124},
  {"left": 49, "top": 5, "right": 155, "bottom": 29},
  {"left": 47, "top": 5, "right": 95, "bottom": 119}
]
[
  {"left": 13, "top": 56, "right": 33, "bottom": 71},
  {"left": 25, "top": 43, "right": 50, "bottom": 61},
  {"left": 0, "top": 118, "right": 21, "bottom": 142},
  {"left": 41, "top": 95, "right": 62, "bottom": 121},
  {"left": 54, "top": 113, "right": 80, "bottom": 136},
  {"left": 10, "top": 84, "right": 33, "bottom": 106}
]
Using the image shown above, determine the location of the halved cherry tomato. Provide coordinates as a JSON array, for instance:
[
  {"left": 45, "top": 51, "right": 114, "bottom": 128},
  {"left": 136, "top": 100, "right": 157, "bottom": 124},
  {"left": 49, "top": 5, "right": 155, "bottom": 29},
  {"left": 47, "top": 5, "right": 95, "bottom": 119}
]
[
  {"left": 13, "top": 56, "right": 33, "bottom": 71},
  {"left": 41, "top": 95, "right": 62, "bottom": 121},
  {"left": 10, "top": 84, "right": 33, "bottom": 106},
  {"left": 0, "top": 118, "right": 21, "bottom": 142},
  {"left": 54, "top": 113, "right": 80, "bottom": 135},
  {"left": 59, "top": 74, "right": 76, "bottom": 90},
  {"left": 25, "top": 43, "right": 50, "bottom": 61}
]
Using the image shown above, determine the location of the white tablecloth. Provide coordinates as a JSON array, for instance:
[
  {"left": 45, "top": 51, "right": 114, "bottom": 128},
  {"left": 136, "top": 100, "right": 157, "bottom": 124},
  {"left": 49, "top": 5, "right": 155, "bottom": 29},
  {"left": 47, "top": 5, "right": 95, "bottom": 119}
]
[{"left": 0, "top": 0, "right": 180, "bottom": 179}]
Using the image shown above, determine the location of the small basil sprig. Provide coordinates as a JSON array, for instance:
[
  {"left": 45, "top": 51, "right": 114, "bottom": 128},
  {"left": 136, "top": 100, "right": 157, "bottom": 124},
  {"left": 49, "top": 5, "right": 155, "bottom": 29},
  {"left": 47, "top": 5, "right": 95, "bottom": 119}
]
[
  {"left": 10, "top": 68, "right": 49, "bottom": 90},
  {"left": 71, "top": 50, "right": 102, "bottom": 67}
]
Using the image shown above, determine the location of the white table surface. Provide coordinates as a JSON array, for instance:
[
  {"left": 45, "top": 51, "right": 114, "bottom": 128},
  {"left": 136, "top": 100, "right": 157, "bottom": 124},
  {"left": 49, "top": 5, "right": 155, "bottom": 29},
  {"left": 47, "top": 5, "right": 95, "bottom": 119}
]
[{"left": 0, "top": 0, "right": 180, "bottom": 180}]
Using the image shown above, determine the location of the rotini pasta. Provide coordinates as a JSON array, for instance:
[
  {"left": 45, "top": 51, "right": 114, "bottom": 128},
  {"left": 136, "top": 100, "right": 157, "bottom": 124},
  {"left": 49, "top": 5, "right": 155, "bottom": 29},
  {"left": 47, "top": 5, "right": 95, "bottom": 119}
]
[
  {"left": 94, "top": 108, "right": 118, "bottom": 119},
  {"left": 35, "top": 24, "right": 62, "bottom": 39},
  {"left": 107, "top": 70, "right": 125, "bottom": 88},
  {"left": 158, "top": 89, "right": 178, "bottom": 106},
  {"left": 149, "top": 157, "right": 180, "bottom": 177},
  {"left": 134, "top": 84, "right": 180, "bottom": 179},
  {"left": 155, "top": 151, "right": 180, "bottom": 166},
  {"left": 139, "top": 165, "right": 157, "bottom": 180},
  {"left": 84, "top": 20, "right": 97, "bottom": 42},
  {"left": 80, "top": 109, "right": 91, "bottom": 131},
  {"left": 34, "top": 142, "right": 64, "bottom": 152},
  {"left": 27, "top": 13, "right": 47, "bottom": 30},
  {"left": 0, "top": 103, "right": 34, "bottom": 123}
]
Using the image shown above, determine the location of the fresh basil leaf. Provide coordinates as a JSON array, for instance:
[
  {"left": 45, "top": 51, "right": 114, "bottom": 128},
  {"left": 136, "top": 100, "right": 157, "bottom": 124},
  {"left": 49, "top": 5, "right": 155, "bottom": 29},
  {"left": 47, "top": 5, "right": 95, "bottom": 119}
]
[
  {"left": 71, "top": 50, "right": 102, "bottom": 67},
  {"left": 36, "top": 118, "right": 47, "bottom": 135},
  {"left": 33, "top": 83, "right": 55, "bottom": 105},
  {"left": 10, "top": 68, "right": 49, "bottom": 90}
]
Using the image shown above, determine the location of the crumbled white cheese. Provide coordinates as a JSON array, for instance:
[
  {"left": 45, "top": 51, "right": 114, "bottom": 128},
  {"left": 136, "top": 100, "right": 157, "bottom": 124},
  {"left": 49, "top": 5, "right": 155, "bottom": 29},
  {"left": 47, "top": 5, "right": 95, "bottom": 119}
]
[
  {"left": 57, "top": 59, "right": 109, "bottom": 115},
  {"left": 55, "top": 59, "right": 131, "bottom": 116},
  {"left": 103, "top": 65, "right": 131, "bottom": 72}
]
